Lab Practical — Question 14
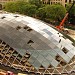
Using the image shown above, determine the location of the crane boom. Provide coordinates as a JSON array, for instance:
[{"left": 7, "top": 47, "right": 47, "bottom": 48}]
[{"left": 56, "top": 1, "right": 75, "bottom": 30}]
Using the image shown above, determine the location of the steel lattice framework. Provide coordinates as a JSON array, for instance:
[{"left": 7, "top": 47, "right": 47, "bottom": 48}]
[{"left": 0, "top": 13, "right": 75, "bottom": 75}]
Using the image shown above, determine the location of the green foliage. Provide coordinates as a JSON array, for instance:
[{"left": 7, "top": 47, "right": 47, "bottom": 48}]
[
  {"left": 66, "top": 3, "right": 75, "bottom": 15},
  {"left": 36, "top": 7, "right": 46, "bottom": 20},
  {"left": 4, "top": 1, "right": 67, "bottom": 25},
  {"left": 4, "top": 2, "right": 16, "bottom": 12},
  {"left": 4, "top": 1, "right": 37, "bottom": 17},
  {"left": 4, "top": 1, "right": 27, "bottom": 13},
  {"left": 36, "top": 4, "right": 66, "bottom": 24},
  {"left": 28, "top": 0, "right": 42, "bottom": 8},
  {"left": 45, "top": 4, "right": 66, "bottom": 21},
  {"left": 23, "top": 4, "right": 37, "bottom": 16},
  {"left": 66, "top": 3, "right": 75, "bottom": 26},
  {"left": 14, "top": 1, "right": 27, "bottom": 13}
]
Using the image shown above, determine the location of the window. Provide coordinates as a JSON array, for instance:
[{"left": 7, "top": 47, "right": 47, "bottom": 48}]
[
  {"left": 65, "top": 4, "right": 67, "bottom": 7},
  {"left": 0, "top": 4, "right": 2, "bottom": 10},
  {"left": 65, "top": 0, "right": 67, "bottom": 2},
  {"left": 69, "top": 0, "right": 71, "bottom": 3}
]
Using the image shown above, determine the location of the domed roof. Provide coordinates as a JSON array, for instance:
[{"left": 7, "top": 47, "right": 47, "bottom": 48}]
[{"left": 0, "top": 13, "right": 75, "bottom": 74}]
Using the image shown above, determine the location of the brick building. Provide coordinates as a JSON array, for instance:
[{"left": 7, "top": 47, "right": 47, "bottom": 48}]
[
  {"left": 0, "top": 0, "right": 74, "bottom": 8},
  {"left": 0, "top": 0, "right": 16, "bottom": 4},
  {"left": 43, "top": 0, "right": 73, "bottom": 7}
]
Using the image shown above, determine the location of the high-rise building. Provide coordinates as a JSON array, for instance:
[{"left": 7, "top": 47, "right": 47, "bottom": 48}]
[{"left": 43, "top": 0, "right": 73, "bottom": 7}]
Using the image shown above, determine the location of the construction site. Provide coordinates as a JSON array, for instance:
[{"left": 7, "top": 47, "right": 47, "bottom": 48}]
[
  {"left": 0, "top": 11, "right": 74, "bottom": 75},
  {"left": 67, "top": 29, "right": 75, "bottom": 40},
  {"left": 0, "top": 0, "right": 75, "bottom": 75}
]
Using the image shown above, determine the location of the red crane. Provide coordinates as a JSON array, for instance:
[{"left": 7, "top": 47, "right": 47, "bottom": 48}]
[{"left": 56, "top": 0, "right": 75, "bottom": 32}]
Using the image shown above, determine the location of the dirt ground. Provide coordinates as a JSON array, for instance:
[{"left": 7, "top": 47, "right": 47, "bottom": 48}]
[{"left": 68, "top": 29, "right": 75, "bottom": 40}]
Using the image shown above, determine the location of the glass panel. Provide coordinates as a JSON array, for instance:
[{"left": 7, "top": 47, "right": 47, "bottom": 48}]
[
  {"left": 42, "top": 59, "right": 50, "bottom": 69},
  {"left": 51, "top": 59, "right": 58, "bottom": 67},
  {"left": 32, "top": 60, "right": 41, "bottom": 70}
]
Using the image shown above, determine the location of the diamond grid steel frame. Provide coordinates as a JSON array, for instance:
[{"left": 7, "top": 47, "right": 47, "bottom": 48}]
[
  {"left": 0, "top": 13, "right": 75, "bottom": 75},
  {"left": 0, "top": 39, "right": 75, "bottom": 75}
]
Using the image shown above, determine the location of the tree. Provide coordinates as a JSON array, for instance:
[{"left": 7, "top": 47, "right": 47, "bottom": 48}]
[
  {"left": 28, "top": 0, "right": 42, "bottom": 8},
  {"left": 14, "top": 1, "right": 28, "bottom": 13},
  {"left": 66, "top": 3, "right": 75, "bottom": 25},
  {"left": 4, "top": 2, "right": 17, "bottom": 12},
  {"left": 36, "top": 7, "right": 46, "bottom": 20},
  {"left": 23, "top": 4, "right": 37, "bottom": 17},
  {"left": 66, "top": 3, "right": 75, "bottom": 15},
  {"left": 4, "top": 0, "right": 37, "bottom": 17},
  {"left": 45, "top": 4, "right": 66, "bottom": 22},
  {"left": 0, "top": 4, "right": 2, "bottom": 10},
  {"left": 4, "top": 1, "right": 27, "bottom": 13}
]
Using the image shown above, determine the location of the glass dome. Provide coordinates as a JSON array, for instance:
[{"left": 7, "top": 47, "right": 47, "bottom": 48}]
[{"left": 0, "top": 13, "right": 75, "bottom": 75}]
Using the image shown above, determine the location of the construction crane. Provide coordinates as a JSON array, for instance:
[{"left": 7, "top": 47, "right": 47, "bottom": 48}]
[{"left": 56, "top": 0, "right": 75, "bottom": 33}]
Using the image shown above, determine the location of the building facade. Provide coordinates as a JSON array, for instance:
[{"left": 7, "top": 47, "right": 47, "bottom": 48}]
[
  {"left": 0, "top": 0, "right": 16, "bottom": 4},
  {"left": 0, "top": 0, "right": 74, "bottom": 7},
  {"left": 43, "top": 0, "right": 73, "bottom": 7}
]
